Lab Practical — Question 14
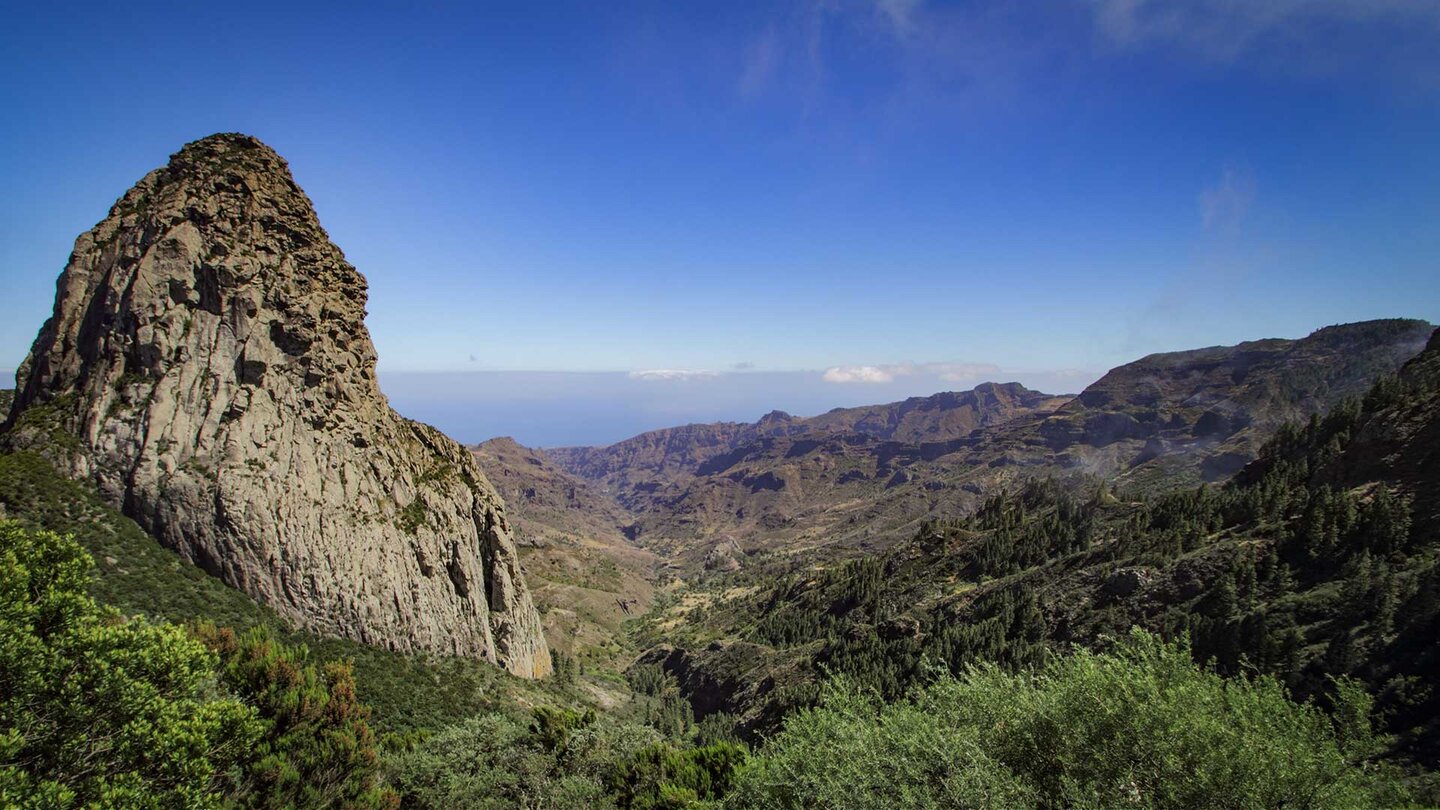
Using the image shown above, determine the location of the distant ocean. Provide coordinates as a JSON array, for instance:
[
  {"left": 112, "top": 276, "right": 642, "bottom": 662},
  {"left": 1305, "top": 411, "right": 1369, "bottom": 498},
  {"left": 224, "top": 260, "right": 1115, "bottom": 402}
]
[
  {"left": 378, "top": 369, "right": 1096, "bottom": 448},
  {"left": 0, "top": 366, "right": 1096, "bottom": 449}
]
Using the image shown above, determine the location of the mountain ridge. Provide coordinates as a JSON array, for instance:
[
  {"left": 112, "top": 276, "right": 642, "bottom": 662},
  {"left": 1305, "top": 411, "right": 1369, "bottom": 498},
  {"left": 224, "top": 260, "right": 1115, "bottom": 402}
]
[{"left": 490, "top": 320, "right": 1432, "bottom": 571}]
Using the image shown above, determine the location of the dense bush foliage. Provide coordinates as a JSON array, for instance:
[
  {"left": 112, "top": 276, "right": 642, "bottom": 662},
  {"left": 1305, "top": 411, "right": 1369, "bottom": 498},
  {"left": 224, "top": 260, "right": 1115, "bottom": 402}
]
[
  {"left": 0, "top": 522, "right": 396, "bottom": 808},
  {"left": 389, "top": 705, "right": 746, "bottom": 809},
  {"left": 0, "top": 522, "right": 258, "bottom": 807},
  {"left": 728, "top": 630, "right": 1405, "bottom": 809},
  {"left": 194, "top": 624, "right": 397, "bottom": 809},
  {"left": 389, "top": 713, "right": 618, "bottom": 809}
]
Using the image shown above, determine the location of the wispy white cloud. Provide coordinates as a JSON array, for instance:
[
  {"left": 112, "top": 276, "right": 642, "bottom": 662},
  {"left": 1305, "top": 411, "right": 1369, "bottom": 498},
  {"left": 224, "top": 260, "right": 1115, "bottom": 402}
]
[
  {"left": 932, "top": 363, "right": 1000, "bottom": 382},
  {"left": 1044, "top": 368, "right": 1099, "bottom": 381},
  {"left": 738, "top": 25, "right": 783, "bottom": 97},
  {"left": 1088, "top": 0, "right": 1440, "bottom": 67},
  {"left": 873, "top": 0, "right": 923, "bottom": 38},
  {"left": 730, "top": 0, "right": 1048, "bottom": 126},
  {"left": 822, "top": 361, "right": 1000, "bottom": 384},
  {"left": 628, "top": 369, "right": 721, "bottom": 382},
  {"left": 823, "top": 365, "right": 900, "bottom": 384},
  {"left": 1199, "top": 166, "right": 1255, "bottom": 232}
]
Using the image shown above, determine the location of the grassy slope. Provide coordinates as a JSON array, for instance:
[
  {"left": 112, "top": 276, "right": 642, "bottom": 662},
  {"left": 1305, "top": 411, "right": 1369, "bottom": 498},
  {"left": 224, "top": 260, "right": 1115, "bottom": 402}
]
[{"left": 0, "top": 449, "right": 599, "bottom": 732}]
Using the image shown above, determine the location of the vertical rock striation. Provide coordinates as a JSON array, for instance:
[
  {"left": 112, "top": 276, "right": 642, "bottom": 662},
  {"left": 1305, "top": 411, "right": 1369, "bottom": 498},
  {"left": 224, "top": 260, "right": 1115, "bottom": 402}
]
[{"left": 2, "top": 133, "right": 551, "bottom": 677}]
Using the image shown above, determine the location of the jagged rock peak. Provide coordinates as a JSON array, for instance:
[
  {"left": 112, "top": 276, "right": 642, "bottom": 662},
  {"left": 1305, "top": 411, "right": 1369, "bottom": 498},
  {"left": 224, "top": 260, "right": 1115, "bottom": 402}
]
[{"left": 3, "top": 132, "right": 551, "bottom": 677}]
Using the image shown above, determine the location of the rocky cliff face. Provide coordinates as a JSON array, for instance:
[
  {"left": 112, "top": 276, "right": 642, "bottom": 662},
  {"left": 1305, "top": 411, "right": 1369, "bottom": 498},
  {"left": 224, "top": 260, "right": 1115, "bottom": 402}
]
[{"left": 2, "top": 133, "right": 550, "bottom": 676}]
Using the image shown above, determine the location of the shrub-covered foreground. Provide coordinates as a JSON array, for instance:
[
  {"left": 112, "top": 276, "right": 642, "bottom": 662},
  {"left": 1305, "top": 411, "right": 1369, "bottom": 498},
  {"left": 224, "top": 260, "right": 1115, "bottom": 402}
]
[
  {"left": 0, "top": 518, "right": 1415, "bottom": 808},
  {"left": 0, "top": 522, "right": 256, "bottom": 807},
  {"left": 389, "top": 706, "right": 746, "bottom": 809},
  {"left": 0, "top": 522, "right": 395, "bottom": 808},
  {"left": 389, "top": 629, "right": 1405, "bottom": 809},
  {"left": 729, "top": 629, "right": 1406, "bottom": 809}
]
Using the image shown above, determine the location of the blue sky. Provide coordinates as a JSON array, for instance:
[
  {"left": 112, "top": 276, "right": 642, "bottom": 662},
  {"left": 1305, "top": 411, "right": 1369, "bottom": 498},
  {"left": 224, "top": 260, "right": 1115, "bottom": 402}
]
[{"left": 3, "top": 1, "right": 1439, "bottom": 445}]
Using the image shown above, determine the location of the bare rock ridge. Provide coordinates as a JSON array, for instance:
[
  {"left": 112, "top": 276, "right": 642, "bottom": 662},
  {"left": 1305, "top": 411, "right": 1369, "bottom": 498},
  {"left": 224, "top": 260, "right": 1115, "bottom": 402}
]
[{"left": 2, "top": 133, "right": 551, "bottom": 677}]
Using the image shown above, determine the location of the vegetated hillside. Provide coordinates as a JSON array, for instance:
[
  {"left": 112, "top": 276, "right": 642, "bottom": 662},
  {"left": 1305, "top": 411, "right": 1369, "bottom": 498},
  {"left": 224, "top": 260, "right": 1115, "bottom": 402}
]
[
  {"left": 1309, "top": 327, "right": 1440, "bottom": 532},
  {"left": 1029, "top": 318, "right": 1435, "bottom": 487},
  {"left": 546, "top": 321, "right": 1432, "bottom": 572},
  {"left": 633, "top": 327, "right": 1440, "bottom": 791},
  {"left": 473, "top": 437, "right": 660, "bottom": 664},
  {"left": 0, "top": 448, "right": 604, "bottom": 733}
]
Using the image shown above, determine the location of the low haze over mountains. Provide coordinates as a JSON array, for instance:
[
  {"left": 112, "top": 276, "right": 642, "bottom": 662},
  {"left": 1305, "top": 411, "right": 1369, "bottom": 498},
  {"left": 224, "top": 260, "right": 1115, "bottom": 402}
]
[{"left": 374, "top": 366, "right": 1102, "bottom": 448}]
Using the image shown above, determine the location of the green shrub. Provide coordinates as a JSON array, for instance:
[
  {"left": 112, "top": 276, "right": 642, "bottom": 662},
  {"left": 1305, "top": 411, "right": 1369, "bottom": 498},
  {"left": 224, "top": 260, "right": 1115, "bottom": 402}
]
[
  {"left": 386, "top": 709, "right": 719, "bottom": 810},
  {"left": 0, "top": 522, "right": 259, "bottom": 808},
  {"left": 609, "top": 741, "right": 747, "bottom": 809},
  {"left": 194, "top": 624, "right": 397, "bottom": 809},
  {"left": 387, "top": 714, "right": 612, "bottom": 809},
  {"left": 728, "top": 629, "right": 1405, "bottom": 809}
]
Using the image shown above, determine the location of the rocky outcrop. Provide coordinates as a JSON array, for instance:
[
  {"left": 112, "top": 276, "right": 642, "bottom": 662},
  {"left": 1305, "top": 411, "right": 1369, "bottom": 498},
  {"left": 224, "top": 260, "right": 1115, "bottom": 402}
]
[{"left": 2, "top": 133, "right": 550, "bottom": 676}]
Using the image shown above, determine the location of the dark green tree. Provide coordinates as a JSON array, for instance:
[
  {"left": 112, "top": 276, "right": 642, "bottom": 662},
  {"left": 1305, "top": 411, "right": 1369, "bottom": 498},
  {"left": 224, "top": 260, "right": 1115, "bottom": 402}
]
[{"left": 193, "top": 624, "right": 396, "bottom": 809}]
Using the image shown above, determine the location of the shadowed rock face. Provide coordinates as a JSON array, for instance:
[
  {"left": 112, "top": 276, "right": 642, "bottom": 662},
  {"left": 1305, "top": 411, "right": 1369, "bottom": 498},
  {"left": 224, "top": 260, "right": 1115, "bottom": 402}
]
[{"left": 3, "top": 133, "right": 550, "bottom": 677}]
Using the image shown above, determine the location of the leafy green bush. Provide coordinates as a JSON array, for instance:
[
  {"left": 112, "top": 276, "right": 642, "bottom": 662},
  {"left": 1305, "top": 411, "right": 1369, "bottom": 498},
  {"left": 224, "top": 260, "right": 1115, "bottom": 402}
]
[
  {"left": 0, "top": 522, "right": 259, "bottom": 808},
  {"left": 387, "top": 705, "right": 749, "bottom": 810},
  {"left": 611, "top": 741, "right": 748, "bottom": 809},
  {"left": 531, "top": 705, "right": 599, "bottom": 752},
  {"left": 728, "top": 629, "right": 1405, "bottom": 809},
  {"left": 387, "top": 714, "right": 621, "bottom": 809},
  {"left": 194, "top": 624, "right": 397, "bottom": 809}
]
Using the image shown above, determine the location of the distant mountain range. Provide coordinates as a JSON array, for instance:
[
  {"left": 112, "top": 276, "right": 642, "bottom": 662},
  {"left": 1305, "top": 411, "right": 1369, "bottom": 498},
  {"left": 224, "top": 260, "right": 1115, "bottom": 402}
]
[{"left": 476, "top": 319, "right": 1433, "bottom": 573}]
